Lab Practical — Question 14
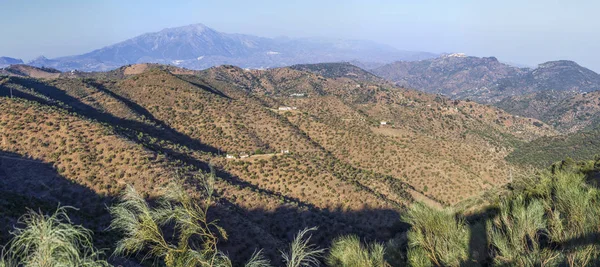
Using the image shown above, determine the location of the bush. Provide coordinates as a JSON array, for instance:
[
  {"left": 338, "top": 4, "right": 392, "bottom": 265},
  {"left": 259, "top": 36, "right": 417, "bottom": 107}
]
[
  {"left": 401, "top": 202, "right": 469, "bottom": 266},
  {"left": 326, "top": 235, "right": 388, "bottom": 267},
  {"left": 2, "top": 206, "right": 109, "bottom": 267}
]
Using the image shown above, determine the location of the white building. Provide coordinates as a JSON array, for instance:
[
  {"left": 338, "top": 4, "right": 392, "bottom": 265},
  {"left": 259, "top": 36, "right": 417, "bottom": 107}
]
[
  {"left": 226, "top": 154, "right": 236, "bottom": 159},
  {"left": 278, "top": 106, "right": 297, "bottom": 111},
  {"left": 380, "top": 121, "right": 387, "bottom": 125},
  {"left": 240, "top": 154, "right": 249, "bottom": 159},
  {"left": 281, "top": 150, "right": 290, "bottom": 154}
]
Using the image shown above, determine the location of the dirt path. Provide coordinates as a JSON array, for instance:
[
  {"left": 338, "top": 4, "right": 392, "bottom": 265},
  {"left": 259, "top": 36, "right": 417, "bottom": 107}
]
[{"left": 407, "top": 188, "right": 444, "bottom": 210}]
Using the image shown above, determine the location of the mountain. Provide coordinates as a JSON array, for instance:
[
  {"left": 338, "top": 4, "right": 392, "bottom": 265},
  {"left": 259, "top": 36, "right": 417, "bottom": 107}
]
[
  {"left": 24, "top": 23, "right": 437, "bottom": 72},
  {"left": 372, "top": 54, "right": 529, "bottom": 102},
  {"left": 0, "top": 57, "right": 23, "bottom": 68},
  {"left": 373, "top": 55, "right": 600, "bottom": 103},
  {"left": 0, "top": 62, "right": 557, "bottom": 262}
]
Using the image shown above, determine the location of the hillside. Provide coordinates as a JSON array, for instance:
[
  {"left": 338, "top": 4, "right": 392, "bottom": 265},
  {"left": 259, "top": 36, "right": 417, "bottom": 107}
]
[
  {"left": 24, "top": 24, "right": 436, "bottom": 72},
  {"left": 507, "top": 128, "right": 600, "bottom": 168},
  {"left": 0, "top": 62, "right": 561, "bottom": 264},
  {"left": 497, "top": 90, "right": 600, "bottom": 133},
  {"left": 289, "top": 62, "right": 384, "bottom": 83},
  {"left": 198, "top": 64, "right": 555, "bottom": 205}
]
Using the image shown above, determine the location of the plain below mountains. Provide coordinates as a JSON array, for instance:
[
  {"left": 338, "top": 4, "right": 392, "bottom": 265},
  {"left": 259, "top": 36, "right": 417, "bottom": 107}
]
[{"left": 8, "top": 23, "right": 436, "bottom": 72}]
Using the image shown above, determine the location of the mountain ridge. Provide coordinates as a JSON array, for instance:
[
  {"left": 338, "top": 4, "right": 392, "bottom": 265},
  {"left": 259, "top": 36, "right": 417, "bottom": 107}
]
[{"left": 22, "top": 23, "right": 437, "bottom": 72}]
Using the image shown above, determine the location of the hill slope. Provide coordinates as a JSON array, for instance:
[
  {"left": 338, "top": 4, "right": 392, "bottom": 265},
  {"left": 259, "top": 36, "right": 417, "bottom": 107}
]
[
  {"left": 0, "top": 62, "right": 560, "bottom": 263},
  {"left": 496, "top": 90, "right": 600, "bottom": 133}
]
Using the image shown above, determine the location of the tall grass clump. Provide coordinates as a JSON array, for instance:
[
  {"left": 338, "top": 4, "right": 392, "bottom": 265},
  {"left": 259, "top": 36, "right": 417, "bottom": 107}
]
[
  {"left": 401, "top": 202, "right": 469, "bottom": 267},
  {"left": 3, "top": 206, "right": 109, "bottom": 267},
  {"left": 326, "top": 235, "right": 388, "bottom": 267},
  {"left": 487, "top": 196, "right": 557, "bottom": 266},
  {"left": 544, "top": 171, "right": 600, "bottom": 266},
  {"left": 281, "top": 227, "right": 324, "bottom": 267}
]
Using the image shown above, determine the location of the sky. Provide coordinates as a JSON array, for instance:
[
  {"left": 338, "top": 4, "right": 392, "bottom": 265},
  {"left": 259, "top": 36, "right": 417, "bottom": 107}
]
[{"left": 1, "top": 0, "right": 599, "bottom": 71}]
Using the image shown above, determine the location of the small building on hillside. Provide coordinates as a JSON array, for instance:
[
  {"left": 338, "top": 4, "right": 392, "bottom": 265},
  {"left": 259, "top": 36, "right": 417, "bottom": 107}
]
[
  {"left": 240, "top": 153, "right": 249, "bottom": 159},
  {"left": 226, "top": 154, "right": 236, "bottom": 159},
  {"left": 290, "top": 93, "right": 305, "bottom": 97},
  {"left": 380, "top": 121, "right": 387, "bottom": 125},
  {"left": 281, "top": 149, "right": 290, "bottom": 154},
  {"left": 278, "top": 106, "right": 297, "bottom": 111}
]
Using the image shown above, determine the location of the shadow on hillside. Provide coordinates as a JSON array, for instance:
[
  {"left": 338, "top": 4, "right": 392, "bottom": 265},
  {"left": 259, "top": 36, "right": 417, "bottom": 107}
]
[
  {"left": 0, "top": 77, "right": 220, "bottom": 154},
  {"left": 212, "top": 198, "right": 407, "bottom": 265},
  {"left": 1, "top": 77, "right": 340, "bottom": 212},
  {"left": 0, "top": 150, "right": 112, "bottom": 243},
  {"left": 181, "top": 78, "right": 233, "bottom": 100}
]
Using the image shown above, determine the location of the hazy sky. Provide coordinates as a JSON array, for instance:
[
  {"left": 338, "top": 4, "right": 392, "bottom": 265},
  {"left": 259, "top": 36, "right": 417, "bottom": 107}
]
[{"left": 1, "top": 0, "right": 599, "bottom": 71}]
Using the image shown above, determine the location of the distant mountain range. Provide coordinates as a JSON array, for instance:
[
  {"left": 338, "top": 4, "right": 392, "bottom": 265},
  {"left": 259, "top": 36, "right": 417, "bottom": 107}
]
[
  {"left": 0, "top": 57, "right": 24, "bottom": 68},
  {"left": 3, "top": 23, "right": 436, "bottom": 72},
  {"left": 373, "top": 54, "right": 600, "bottom": 103}
]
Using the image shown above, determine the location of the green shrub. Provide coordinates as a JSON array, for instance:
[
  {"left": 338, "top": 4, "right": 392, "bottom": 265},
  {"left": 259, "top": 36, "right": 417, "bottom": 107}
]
[
  {"left": 401, "top": 202, "right": 469, "bottom": 266},
  {"left": 487, "top": 196, "right": 556, "bottom": 266},
  {"left": 326, "top": 235, "right": 388, "bottom": 267},
  {"left": 3, "top": 206, "right": 109, "bottom": 267}
]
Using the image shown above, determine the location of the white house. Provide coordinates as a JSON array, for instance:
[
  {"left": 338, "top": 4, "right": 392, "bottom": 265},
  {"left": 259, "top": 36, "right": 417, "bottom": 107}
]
[
  {"left": 278, "top": 106, "right": 297, "bottom": 111},
  {"left": 281, "top": 149, "right": 290, "bottom": 154},
  {"left": 290, "top": 93, "right": 305, "bottom": 97},
  {"left": 380, "top": 121, "right": 387, "bottom": 125},
  {"left": 226, "top": 154, "right": 236, "bottom": 159}
]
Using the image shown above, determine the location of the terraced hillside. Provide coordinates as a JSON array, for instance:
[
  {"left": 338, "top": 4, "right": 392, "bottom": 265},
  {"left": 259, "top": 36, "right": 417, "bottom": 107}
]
[
  {"left": 0, "top": 63, "right": 558, "bottom": 263},
  {"left": 199, "top": 64, "right": 554, "bottom": 205}
]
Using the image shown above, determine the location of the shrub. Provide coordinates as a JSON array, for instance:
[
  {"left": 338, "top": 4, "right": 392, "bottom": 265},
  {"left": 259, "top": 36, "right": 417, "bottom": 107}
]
[
  {"left": 326, "top": 235, "right": 388, "bottom": 267},
  {"left": 109, "top": 180, "right": 228, "bottom": 267},
  {"left": 401, "top": 202, "right": 469, "bottom": 266},
  {"left": 281, "top": 227, "right": 324, "bottom": 267},
  {"left": 3, "top": 206, "right": 109, "bottom": 267},
  {"left": 487, "top": 196, "right": 555, "bottom": 266}
]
